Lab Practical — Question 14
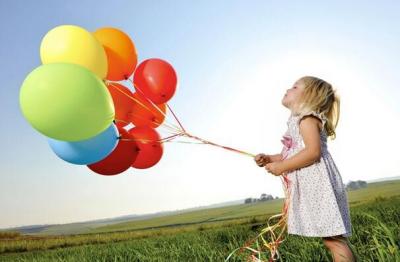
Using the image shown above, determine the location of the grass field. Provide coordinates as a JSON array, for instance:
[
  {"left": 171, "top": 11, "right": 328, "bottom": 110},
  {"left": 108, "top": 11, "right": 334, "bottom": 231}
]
[{"left": 1, "top": 180, "right": 399, "bottom": 261}]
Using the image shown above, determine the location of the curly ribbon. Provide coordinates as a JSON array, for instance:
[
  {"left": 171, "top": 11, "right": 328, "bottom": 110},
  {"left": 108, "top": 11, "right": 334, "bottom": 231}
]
[
  {"left": 224, "top": 136, "right": 294, "bottom": 262},
  {"left": 108, "top": 77, "right": 292, "bottom": 261}
]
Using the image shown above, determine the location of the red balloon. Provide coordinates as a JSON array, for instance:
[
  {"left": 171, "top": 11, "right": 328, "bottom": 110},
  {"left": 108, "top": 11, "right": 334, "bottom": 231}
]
[
  {"left": 130, "top": 92, "right": 166, "bottom": 128},
  {"left": 133, "top": 58, "right": 177, "bottom": 104},
  {"left": 88, "top": 127, "right": 138, "bottom": 175},
  {"left": 128, "top": 126, "right": 163, "bottom": 169},
  {"left": 115, "top": 121, "right": 128, "bottom": 129},
  {"left": 106, "top": 83, "right": 135, "bottom": 127}
]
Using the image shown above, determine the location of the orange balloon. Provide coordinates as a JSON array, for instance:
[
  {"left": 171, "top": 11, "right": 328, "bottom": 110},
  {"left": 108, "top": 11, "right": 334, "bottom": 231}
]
[
  {"left": 93, "top": 28, "right": 138, "bottom": 81},
  {"left": 106, "top": 83, "right": 135, "bottom": 127},
  {"left": 128, "top": 126, "right": 163, "bottom": 169},
  {"left": 130, "top": 92, "right": 166, "bottom": 128}
]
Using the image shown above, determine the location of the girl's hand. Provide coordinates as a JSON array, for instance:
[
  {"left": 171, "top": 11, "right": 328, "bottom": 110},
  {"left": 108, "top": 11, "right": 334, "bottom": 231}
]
[
  {"left": 254, "top": 153, "right": 271, "bottom": 167},
  {"left": 265, "top": 162, "right": 285, "bottom": 176}
]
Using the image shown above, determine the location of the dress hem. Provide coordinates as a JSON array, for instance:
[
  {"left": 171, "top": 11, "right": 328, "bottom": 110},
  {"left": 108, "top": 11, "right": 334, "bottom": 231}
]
[{"left": 288, "top": 231, "right": 352, "bottom": 238}]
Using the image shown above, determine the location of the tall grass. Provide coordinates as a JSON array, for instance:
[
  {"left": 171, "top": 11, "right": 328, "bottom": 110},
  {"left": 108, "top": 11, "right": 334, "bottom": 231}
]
[{"left": 1, "top": 196, "right": 399, "bottom": 261}]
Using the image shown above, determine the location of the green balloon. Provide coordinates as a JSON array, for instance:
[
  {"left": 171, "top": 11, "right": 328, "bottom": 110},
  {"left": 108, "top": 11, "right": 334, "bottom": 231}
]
[{"left": 20, "top": 63, "right": 115, "bottom": 141}]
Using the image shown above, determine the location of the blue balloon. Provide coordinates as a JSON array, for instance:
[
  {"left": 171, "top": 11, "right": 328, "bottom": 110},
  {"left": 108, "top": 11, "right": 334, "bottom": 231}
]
[{"left": 48, "top": 123, "right": 119, "bottom": 165}]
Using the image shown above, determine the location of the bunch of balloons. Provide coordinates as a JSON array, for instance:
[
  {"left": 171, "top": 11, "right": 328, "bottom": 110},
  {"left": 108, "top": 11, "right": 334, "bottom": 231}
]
[{"left": 19, "top": 25, "right": 177, "bottom": 175}]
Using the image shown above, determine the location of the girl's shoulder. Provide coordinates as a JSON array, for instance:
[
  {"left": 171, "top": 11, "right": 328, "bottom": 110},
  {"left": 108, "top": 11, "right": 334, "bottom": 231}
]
[
  {"left": 289, "top": 110, "right": 328, "bottom": 134},
  {"left": 291, "top": 110, "right": 327, "bottom": 125}
]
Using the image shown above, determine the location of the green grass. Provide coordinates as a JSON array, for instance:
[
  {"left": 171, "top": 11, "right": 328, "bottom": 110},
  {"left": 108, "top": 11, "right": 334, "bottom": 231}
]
[
  {"left": 1, "top": 180, "right": 399, "bottom": 261},
  {"left": 91, "top": 180, "right": 400, "bottom": 235},
  {"left": 1, "top": 196, "right": 399, "bottom": 261},
  {"left": 346, "top": 180, "right": 400, "bottom": 205},
  {"left": 89, "top": 199, "right": 285, "bottom": 234}
]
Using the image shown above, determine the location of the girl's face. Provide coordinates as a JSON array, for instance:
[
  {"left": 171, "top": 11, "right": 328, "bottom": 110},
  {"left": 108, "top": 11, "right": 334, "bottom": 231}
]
[{"left": 281, "top": 79, "right": 305, "bottom": 110}]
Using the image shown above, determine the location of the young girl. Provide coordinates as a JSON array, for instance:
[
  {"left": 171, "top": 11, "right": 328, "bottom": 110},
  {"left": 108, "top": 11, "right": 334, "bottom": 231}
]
[{"left": 254, "top": 76, "right": 356, "bottom": 261}]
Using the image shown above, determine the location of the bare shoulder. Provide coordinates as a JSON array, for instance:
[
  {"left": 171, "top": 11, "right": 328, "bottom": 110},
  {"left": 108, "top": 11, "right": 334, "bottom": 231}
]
[
  {"left": 299, "top": 115, "right": 323, "bottom": 132},
  {"left": 299, "top": 116, "right": 322, "bottom": 149}
]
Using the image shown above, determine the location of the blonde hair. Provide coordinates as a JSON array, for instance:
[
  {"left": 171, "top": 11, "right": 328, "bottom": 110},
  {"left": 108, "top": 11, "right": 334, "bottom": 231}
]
[{"left": 295, "top": 76, "right": 340, "bottom": 140}]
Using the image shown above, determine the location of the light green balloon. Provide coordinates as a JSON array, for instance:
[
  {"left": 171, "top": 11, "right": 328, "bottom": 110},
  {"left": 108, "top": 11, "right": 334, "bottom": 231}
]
[{"left": 20, "top": 63, "right": 115, "bottom": 141}]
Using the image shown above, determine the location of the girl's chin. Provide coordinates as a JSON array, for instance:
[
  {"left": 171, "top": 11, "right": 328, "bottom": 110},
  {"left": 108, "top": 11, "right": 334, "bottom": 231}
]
[
  {"left": 281, "top": 99, "right": 289, "bottom": 108},
  {"left": 282, "top": 101, "right": 294, "bottom": 110}
]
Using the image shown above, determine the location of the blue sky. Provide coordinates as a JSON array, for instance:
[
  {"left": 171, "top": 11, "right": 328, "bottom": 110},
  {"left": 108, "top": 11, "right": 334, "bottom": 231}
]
[{"left": 1, "top": 1, "right": 400, "bottom": 228}]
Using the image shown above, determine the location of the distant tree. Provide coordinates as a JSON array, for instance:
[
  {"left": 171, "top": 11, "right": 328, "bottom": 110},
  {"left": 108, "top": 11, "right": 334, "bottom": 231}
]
[
  {"left": 260, "top": 193, "right": 273, "bottom": 201},
  {"left": 245, "top": 194, "right": 277, "bottom": 204},
  {"left": 346, "top": 180, "right": 367, "bottom": 191},
  {"left": 260, "top": 193, "right": 267, "bottom": 200},
  {"left": 244, "top": 198, "right": 253, "bottom": 204},
  {"left": 359, "top": 180, "right": 367, "bottom": 187}
]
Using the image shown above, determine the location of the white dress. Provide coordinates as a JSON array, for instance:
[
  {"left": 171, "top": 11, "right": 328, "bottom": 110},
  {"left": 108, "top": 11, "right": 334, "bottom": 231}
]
[{"left": 281, "top": 111, "right": 352, "bottom": 238}]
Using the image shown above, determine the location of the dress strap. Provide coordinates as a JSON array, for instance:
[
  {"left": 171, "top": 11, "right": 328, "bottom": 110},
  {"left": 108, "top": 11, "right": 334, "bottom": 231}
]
[{"left": 297, "top": 111, "right": 327, "bottom": 129}]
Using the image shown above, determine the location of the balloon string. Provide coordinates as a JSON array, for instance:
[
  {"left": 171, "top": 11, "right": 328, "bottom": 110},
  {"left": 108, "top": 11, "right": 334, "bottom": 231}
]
[
  {"left": 107, "top": 81, "right": 183, "bottom": 133},
  {"left": 114, "top": 111, "right": 181, "bottom": 134},
  {"left": 123, "top": 78, "right": 254, "bottom": 158},
  {"left": 167, "top": 104, "right": 186, "bottom": 132},
  {"left": 108, "top": 82, "right": 179, "bottom": 131},
  {"left": 180, "top": 132, "right": 256, "bottom": 158},
  {"left": 118, "top": 133, "right": 183, "bottom": 144},
  {"left": 163, "top": 140, "right": 211, "bottom": 145},
  {"left": 113, "top": 118, "right": 180, "bottom": 138},
  {"left": 225, "top": 175, "right": 292, "bottom": 262},
  {"left": 126, "top": 78, "right": 185, "bottom": 133}
]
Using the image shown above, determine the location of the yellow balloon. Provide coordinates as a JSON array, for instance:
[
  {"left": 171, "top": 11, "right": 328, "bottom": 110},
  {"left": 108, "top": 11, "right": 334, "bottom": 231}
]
[{"left": 40, "top": 25, "right": 108, "bottom": 79}]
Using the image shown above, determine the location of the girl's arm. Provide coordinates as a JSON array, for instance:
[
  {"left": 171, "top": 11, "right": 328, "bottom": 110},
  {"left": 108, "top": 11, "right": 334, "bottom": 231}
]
[
  {"left": 280, "top": 116, "right": 322, "bottom": 173},
  {"left": 269, "top": 153, "right": 283, "bottom": 162}
]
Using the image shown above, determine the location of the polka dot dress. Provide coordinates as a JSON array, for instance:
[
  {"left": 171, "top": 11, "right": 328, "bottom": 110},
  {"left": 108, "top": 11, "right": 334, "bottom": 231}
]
[{"left": 282, "top": 111, "right": 352, "bottom": 238}]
